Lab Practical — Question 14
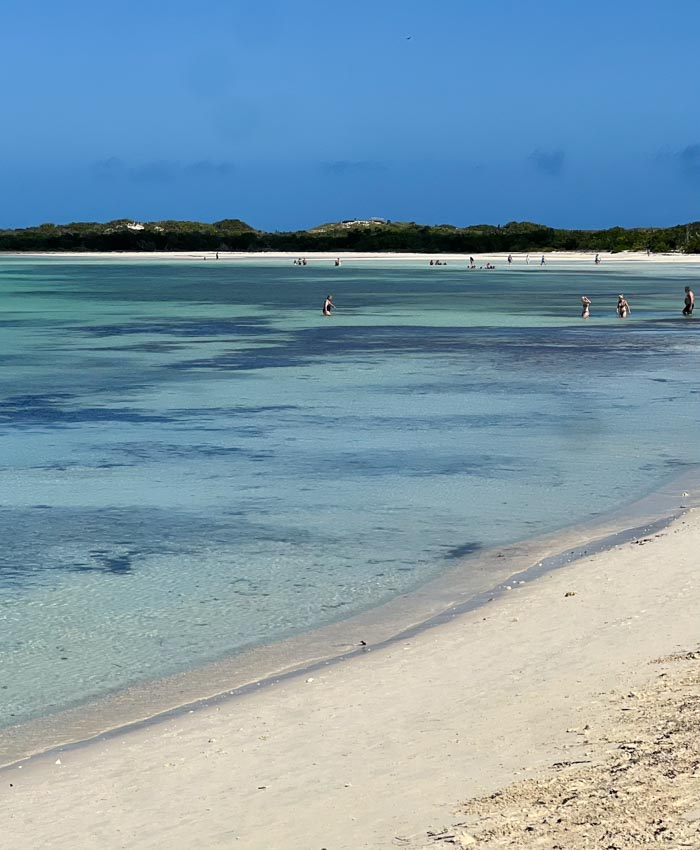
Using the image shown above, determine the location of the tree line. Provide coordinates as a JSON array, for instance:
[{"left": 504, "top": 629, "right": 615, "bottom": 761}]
[{"left": 1, "top": 218, "right": 699, "bottom": 253}]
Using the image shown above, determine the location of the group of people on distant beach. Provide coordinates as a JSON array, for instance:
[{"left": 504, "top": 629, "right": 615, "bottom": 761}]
[
  {"left": 294, "top": 257, "right": 343, "bottom": 266},
  {"left": 432, "top": 258, "right": 495, "bottom": 269},
  {"left": 580, "top": 287, "right": 693, "bottom": 319},
  {"left": 521, "top": 254, "right": 547, "bottom": 265},
  {"left": 297, "top": 253, "right": 612, "bottom": 272}
]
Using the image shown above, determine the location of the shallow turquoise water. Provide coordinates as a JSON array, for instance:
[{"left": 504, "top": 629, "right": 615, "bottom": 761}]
[{"left": 1, "top": 256, "right": 699, "bottom": 726}]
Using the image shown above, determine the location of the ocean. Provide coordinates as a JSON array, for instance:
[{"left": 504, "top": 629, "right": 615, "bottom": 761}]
[{"left": 1, "top": 255, "right": 699, "bottom": 732}]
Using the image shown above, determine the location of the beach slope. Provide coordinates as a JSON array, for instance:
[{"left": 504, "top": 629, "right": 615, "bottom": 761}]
[{"left": 3, "top": 511, "right": 700, "bottom": 850}]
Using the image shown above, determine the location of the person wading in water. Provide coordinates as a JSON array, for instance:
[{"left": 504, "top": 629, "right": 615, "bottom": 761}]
[{"left": 683, "top": 286, "right": 695, "bottom": 316}]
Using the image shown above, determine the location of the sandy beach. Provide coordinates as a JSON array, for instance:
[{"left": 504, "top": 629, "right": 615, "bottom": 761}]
[
  {"left": 6, "top": 249, "right": 700, "bottom": 265},
  {"left": 3, "top": 498, "right": 700, "bottom": 849}
]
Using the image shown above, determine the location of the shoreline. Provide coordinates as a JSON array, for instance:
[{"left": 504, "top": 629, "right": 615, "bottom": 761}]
[
  {"left": 3, "top": 249, "right": 700, "bottom": 264},
  {"left": 3, "top": 465, "right": 698, "bottom": 769},
  {"left": 3, "top": 254, "right": 700, "bottom": 846},
  {"left": 4, "top": 496, "right": 700, "bottom": 848}
]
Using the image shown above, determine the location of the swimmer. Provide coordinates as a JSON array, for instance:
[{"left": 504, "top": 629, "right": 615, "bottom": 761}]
[
  {"left": 683, "top": 286, "right": 695, "bottom": 316},
  {"left": 617, "top": 294, "right": 630, "bottom": 318},
  {"left": 322, "top": 294, "right": 336, "bottom": 316},
  {"left": 581, "top": 296, "right": 591, "bottom": 319}
]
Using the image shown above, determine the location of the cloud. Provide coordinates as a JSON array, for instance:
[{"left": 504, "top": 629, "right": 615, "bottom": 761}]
[
  {"left": 529, "top": 149, "right": 565, "bottom": 177},
  {"left": 322, "top": 160, "right": 387, "bottom": 176},
  {"left": 186, "top": 160, "right": 235, "bottom": 177},
  {"left": 675, "top": 144, "right": 700, "bottom": 176},
  {"left": 655, "top": 144, "right": 700, "bottom": 182},
  {"left": 129, "top": 161, "right": 177, "bottom": 184},
  {"left": 93, "top": 159, "right": 235, "bottom": 184},
  {"left": 93, "top": 156, "right": 126, "bottom": 176}
]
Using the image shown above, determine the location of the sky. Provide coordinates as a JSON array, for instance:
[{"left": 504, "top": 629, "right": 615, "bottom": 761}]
[{"left": 2, "top": 0, "right": 699, "bottom": 231}]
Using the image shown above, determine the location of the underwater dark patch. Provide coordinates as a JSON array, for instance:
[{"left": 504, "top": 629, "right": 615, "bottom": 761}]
[{"left": 442, "top": 541, "right": 484, "bottom": 560}]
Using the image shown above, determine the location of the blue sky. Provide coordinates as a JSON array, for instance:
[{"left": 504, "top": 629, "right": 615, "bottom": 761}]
[{"left": 2, "top": 0, "right": 698, "bottom": 230}]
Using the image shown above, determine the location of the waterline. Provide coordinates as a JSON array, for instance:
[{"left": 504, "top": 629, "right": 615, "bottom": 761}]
[{"left": 1, "top": 257, "right": 699, "bottom": 740}]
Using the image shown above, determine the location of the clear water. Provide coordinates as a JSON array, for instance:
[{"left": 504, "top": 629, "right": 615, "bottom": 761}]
[{"left": 1, "top": 256, "right": 699, "bottom": 727}]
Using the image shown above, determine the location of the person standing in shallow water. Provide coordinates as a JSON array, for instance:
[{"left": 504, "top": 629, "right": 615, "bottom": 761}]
[
  {"left": 617, "top": 294, "right": 630, "bottom": 318},
  {"left": 581, "top": 296, "right": 591, "bottom": 318},
  {"left": 683, "top": 286, "right": 695, "bottom": 316},
  {"left": 322, "top": 294, "right": 336, "bottom": 316}
]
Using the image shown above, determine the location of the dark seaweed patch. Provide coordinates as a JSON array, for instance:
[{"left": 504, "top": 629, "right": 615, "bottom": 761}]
[{"left": 442, "top": 541, "right": 484, "bottom": 560}]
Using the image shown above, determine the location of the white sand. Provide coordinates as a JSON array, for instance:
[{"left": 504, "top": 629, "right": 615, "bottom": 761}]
[
  {"left": 3, "top": 509, "right": 700, "bottom": 850},
  {"left": 5, "top": 250, "right": 700, "bottom": 264}
]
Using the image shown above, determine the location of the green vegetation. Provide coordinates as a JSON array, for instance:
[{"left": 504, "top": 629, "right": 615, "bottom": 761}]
[
  {"left": 0, "top": 219, "right": 258, "bottom": 252},
  {"left": 1, "top": 217, "right": 700, "bottom": 253}
]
